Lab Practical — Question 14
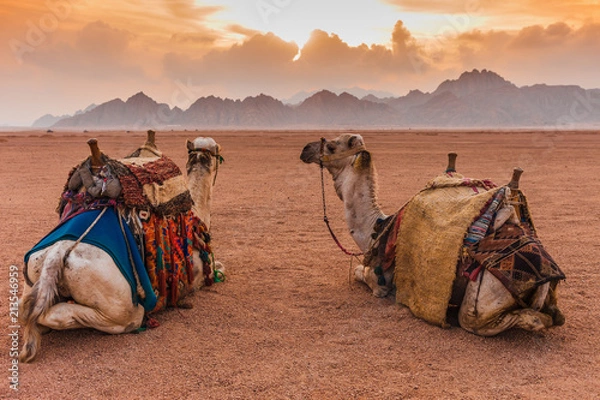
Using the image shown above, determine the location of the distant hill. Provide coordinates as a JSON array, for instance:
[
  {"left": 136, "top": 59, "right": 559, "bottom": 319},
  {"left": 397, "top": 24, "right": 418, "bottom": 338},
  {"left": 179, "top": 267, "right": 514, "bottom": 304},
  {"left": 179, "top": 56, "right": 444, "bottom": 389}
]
[
  {"left": 47, "top": 69, "right": 600, "bottom": 129},
  {"left": 32, "top": 103, "right": 96, "bottom": 127},
  {"left": 52, "top": 92, "right": 177, "bottom": 129},
  {"left": 283, "top": 87, "right": 396, "bottom": 105}
]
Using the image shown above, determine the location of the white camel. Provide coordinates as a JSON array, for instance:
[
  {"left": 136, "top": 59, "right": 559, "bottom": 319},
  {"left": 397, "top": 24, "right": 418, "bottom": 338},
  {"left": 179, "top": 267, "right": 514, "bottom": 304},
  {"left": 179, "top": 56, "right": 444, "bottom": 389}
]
[
  {"left": 301, "top": 134, "right": 565, "bottom": 336},
  {"left": 19, "top": 136, "right": 223, "bottom": 363}
]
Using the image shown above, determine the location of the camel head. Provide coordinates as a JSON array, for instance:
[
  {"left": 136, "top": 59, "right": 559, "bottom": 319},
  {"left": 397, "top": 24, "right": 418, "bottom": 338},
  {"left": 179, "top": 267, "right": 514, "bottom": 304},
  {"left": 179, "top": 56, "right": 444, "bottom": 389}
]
[
  {"left": 300, "top": 134, "right": 372, "bottom": 175},
  {"left": 186, "top": 137, "right": 223, "bottom": 177}
]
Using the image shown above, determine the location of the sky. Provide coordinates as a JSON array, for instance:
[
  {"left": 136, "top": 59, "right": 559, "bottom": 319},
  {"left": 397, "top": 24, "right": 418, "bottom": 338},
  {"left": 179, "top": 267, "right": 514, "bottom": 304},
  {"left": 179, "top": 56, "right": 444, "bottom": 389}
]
[{"left": 1, "top": 0, "right": 599, "bottom": 126}]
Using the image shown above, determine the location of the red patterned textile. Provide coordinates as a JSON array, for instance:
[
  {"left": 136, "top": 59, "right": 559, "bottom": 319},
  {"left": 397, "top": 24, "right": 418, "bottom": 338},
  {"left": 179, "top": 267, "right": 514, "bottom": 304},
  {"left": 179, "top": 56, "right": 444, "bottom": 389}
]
[{"left": 142, "top": 211, "right": 211, "bottom": 313}]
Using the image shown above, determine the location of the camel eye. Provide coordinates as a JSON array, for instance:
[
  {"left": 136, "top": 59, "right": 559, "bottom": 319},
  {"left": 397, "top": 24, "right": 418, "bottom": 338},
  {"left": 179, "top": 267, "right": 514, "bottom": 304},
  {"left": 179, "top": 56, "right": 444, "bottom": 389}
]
[{"left": 327, "top": 144, "right": 336, "bottom": 153}]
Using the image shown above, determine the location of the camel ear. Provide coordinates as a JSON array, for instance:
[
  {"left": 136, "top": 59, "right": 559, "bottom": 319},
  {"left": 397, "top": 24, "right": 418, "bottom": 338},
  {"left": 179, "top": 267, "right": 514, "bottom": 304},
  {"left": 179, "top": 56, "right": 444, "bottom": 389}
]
[
  {"left": 348, "top": 135, "right": 363, "bottom": 149},
  {"left": 354, "top": 150, "right": 371, "bottom": 171},
  {"left": 186, "top": 140, "right": 195, "bottom": 151}
]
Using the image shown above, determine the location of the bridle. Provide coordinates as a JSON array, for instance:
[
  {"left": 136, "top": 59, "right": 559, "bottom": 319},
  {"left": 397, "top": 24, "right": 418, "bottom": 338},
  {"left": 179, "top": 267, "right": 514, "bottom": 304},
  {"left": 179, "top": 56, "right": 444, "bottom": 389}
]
[
  {"left": 318, "top": 137, "right": 366, "bottom": 257},
  {"left": 187, "top": 148, "right": 224, "bottom": 186}
]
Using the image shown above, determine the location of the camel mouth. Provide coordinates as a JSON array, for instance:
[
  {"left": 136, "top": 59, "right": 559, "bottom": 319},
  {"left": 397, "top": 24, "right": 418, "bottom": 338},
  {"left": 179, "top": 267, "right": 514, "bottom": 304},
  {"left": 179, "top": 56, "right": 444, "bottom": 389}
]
[
  {"left": 300, "top": 141, "right": 320, "bottom": 164},
  {"left": 187, "top": 150, "right": 214, "bottom": 173}
]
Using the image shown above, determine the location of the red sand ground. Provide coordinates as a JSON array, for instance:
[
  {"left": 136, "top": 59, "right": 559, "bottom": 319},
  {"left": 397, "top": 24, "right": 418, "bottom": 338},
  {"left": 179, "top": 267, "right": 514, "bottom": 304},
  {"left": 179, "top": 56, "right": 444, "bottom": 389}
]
[{"left": 1, "top": 130, "right": 599, "bottom": 399}]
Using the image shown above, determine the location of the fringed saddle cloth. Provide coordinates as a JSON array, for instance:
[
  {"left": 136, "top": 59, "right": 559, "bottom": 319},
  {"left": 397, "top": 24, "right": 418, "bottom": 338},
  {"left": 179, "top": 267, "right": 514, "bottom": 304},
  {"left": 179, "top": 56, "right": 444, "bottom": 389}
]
[{"left": 58, "top": 155, "right": 214, "bottom": 313}]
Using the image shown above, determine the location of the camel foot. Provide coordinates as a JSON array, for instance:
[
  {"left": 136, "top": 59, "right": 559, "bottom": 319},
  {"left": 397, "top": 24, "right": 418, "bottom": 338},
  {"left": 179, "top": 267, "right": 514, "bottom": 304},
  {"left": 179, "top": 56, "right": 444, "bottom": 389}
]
[
  {"left": 546, "top": 305, "right": 565, "bottom": 326},
  {"left": 513, "top": 309, "right": 553, "bottom": 331}
]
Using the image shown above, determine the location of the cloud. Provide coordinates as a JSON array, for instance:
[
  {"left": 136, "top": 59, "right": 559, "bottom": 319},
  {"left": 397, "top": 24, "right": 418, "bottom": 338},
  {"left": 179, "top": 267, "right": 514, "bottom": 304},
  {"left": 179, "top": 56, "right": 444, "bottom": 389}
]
[
  {"left": 163, "top": 0, "right": 222, "bottom": 20},
  {"left": 163, "top": 32, "right": 300, "bottom": 97},
  {"left": 161, "top": 21, "right": 432, "bottom": 98},
  {"left": 383, "top": 0, "right": 600, "bottom": 19},
  {"left": 226, "top": 24, "right": 262, "bottom": 39},
  {"left": 170, "top": 32, "right": 219, "bottom": 46},
  {"left": 510, "top": 22, "right": 573, "bottom": 48},
  {"left": 383, "top": 0, "right": 478, "bottom": 14},
  {"left": 22, "top": 21, "right": 144, "bottom": 80},
  {"left": 449, "top": 22, "right": 600, "bottom": 87}
]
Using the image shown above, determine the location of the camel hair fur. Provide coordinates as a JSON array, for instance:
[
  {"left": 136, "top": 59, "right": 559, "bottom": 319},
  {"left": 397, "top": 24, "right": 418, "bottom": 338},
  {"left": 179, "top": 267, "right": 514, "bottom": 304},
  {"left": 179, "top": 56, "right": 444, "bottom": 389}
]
[
  {"left": 19, "top": 135, "right": 223, "bottom": 363},
  {"left": 300, "top": 133, "right": 564, "bottom": 337}
]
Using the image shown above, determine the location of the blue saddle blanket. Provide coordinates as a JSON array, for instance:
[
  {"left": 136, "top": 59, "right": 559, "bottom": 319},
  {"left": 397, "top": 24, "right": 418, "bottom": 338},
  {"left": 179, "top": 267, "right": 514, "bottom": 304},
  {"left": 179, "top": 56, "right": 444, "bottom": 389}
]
[{"left": 24, "top": 208, "right": 157, "bottom": 311}]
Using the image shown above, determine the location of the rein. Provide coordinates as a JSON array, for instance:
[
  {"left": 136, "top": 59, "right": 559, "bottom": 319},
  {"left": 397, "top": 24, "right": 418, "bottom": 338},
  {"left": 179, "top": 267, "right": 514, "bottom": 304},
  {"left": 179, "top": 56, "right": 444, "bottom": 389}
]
[{"left": 318, "top": 138, "right": 364, "bottom": 257}]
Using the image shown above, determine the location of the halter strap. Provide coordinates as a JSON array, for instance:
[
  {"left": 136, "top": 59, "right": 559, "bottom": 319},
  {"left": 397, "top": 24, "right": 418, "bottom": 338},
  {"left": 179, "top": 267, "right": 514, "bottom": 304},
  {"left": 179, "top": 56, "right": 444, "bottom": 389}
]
[
  {"left": 319, "top": 137, "right": 367, "bottom": 163},
  {"left": 187, "top": 148, "right": 224, "bottom": 186}
]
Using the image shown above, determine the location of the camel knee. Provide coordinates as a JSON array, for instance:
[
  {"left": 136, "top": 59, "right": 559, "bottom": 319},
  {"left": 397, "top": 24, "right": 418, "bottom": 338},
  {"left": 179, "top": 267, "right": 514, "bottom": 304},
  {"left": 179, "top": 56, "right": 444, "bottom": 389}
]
[
  {"left": 354, "top": 265, "right": 391, "bottom": 297},
  {"left": 459, "top": 308, "right": 554, "bottom": 336},
  {"left": 39, "top": 302, "right": 143, "bottom": 333},
  {"left": 354, "top": 264, "right": 366, "bottom": 282}
]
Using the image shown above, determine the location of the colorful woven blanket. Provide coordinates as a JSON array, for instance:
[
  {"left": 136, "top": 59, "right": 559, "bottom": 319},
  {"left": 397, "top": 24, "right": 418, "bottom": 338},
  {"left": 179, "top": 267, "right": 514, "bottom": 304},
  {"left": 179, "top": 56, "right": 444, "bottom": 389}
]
[
  {"left": 462, "top": 189, "right": 565, "bottom": 298},
  {"left": 464, "top": 223, "right": 565, "bottom": 296},
  {"left": 55, "top": 154, "right": 214, "bottom": 313},
  {"left": 109, "top": 156, "right": 193, "bottom": 217},
  {"left": 140, "top": 210, "right": 213, "bottom": 313},
  {"left": 24, "top": 208, "right": 157, "bottom": 311}
]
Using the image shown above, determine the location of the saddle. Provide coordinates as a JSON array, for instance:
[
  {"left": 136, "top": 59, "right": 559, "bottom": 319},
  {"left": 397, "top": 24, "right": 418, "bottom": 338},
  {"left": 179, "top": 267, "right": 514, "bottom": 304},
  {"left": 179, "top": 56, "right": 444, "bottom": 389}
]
[
  {"left": 365, "top": 174, "right": 565, "bottom": 328},
  {"left": 56, "top": 153, "right": 213, "bottom": 313}
]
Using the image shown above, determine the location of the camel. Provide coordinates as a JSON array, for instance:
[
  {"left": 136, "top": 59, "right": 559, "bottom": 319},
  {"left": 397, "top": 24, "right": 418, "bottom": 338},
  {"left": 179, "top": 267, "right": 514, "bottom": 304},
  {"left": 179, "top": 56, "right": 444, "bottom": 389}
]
[
  {"left": 301, "top": 134, "right": 565, "bottom": 336},
  {"left": 19, "top": 134, "right": 223, "bottom": 363}
]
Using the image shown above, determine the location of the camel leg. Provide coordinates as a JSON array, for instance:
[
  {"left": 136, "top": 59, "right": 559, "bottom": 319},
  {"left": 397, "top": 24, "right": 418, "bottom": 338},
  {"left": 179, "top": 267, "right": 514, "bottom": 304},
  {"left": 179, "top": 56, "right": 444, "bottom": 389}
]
[
  {"left": 354, "top": 264, "right": 393, "bottom": 298},
  {"left": 458, "top": 270, "right": 554, "bottom": 336},
  {"left": 38, "top": 302, "right": 144, "bottom": 334}
]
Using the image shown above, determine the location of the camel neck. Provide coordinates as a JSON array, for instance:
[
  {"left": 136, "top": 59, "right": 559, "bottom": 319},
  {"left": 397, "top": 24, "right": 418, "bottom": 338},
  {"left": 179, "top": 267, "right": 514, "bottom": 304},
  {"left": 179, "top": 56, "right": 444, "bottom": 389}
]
[
  {"left": 187, "top": 167, "right": 214, "bottom": 230},
  {"left": 332, "top": 166, "right": 386, "bottom": 252}
]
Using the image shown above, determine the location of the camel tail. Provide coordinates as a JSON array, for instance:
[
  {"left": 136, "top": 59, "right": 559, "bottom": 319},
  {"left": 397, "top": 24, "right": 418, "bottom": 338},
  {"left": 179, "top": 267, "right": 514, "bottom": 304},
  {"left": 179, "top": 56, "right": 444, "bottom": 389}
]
[{"left": 19, "top": 245, "right": 65, "bottom": 363}]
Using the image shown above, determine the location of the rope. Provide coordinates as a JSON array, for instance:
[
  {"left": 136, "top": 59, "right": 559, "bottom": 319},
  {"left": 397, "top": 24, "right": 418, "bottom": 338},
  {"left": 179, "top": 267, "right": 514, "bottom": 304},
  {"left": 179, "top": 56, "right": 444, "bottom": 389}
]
[
  {"left": 212, "top": 150, "right": 224, "bottom": 186},
  {"left": 63, "top": 207, "right": 108, "bottom": 264},
  {"left": 319, "top": 158, "right": 364, "bottom": 257},
  {"left": 117, "top": 208, "right": 145, "bottom": 299}
]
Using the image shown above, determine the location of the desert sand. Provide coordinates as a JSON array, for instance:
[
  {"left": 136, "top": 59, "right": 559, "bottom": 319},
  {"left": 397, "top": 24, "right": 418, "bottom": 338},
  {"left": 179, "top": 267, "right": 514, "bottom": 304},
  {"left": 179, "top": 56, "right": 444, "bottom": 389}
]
[{"left": 1, "top": 129, "right": 599, "bottom": 399}]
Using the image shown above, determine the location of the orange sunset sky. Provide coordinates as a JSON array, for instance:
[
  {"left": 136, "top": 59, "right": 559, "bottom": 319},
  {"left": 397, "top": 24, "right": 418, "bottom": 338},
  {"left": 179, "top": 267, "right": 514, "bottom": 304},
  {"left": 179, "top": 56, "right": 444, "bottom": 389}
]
[{"left": 1, "top": 0, "right": 599, "bottom": 126}]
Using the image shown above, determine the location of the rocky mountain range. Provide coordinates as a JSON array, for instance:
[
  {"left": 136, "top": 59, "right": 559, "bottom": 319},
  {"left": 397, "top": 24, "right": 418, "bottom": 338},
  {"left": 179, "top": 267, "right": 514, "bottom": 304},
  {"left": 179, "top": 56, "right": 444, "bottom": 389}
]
[
  {"left": 48, "top": 70, "right": 600, "bottom": 129},
  {"left": 32, "top": 104, "right": 97, "bottom": 128}
]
